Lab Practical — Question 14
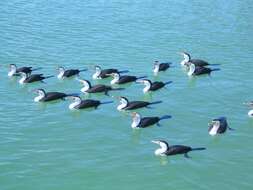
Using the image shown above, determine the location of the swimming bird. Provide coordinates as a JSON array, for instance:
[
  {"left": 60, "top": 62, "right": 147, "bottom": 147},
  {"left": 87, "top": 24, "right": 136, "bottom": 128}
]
[
  {"left": 107, "top": 72, "right": 146, "bottom": 85},
  {"left": 136, "top": 79, "right": 172, "bottom": 93},
  {"left": 186, "top": 62, "right": 218, "bottom": 76},
  {"left": 131, "top": 112, "right": 171, "bottom": 128},
  {"left": 33, "top": 89, "right": 78, "bottom": 102},
  {"left": 151, "top": 140, "right": 206, "bottom": 158},
  {"left": 57, "top": 66, "right": 87, "bottom": 79},
  {"left": 67, "top": 96, "right": 113, "bottom": 110},
  {"left": 92, "top": 65, "right": 129, "bottom": 79},
  {"left": 77, "top": 78, "right": 124, "bottom": 95},
  {"left": 179, "top": 52, "right": 210, "bottom": 66},
  {"left": 208, "top": 117, "right": 233, "bottom": 136},
  {"left": 117, "top": 96, "right": 162, "bottom": 111},
  {"left": 153, "top": 61, "right": 171, "bottom": 74},
  {"left": 8, "top": 64, "right": 41, "bottom": 77},
  {"left": 19, "top": 72, "right": 53, "bottom": 84}
]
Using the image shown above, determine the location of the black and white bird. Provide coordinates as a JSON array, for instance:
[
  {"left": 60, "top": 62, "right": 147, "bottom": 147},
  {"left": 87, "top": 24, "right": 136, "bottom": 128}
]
[
  {"left": 136, "top": 79, "right": 172, "bottom": 93},
  {"left": 77, "top": 78, "right": 124, "bottom": 95},
  {"left": 19, "top": 72, "right": 53, "bottom": 84},
  {"left": 92, "top": 65, "right": 129, "bottom": 79},
  {"left": 67, "top": 96, "right": 113, "bottom": 110},
  {"left": 153, "top": 61, "right": 171, "bottom": 74},
  {"left": 131, "top": 112, "right": 171, "bottom": 128},
  {"left": 33, "top": 89, "right": 77, "bottom": 102},
  {"left": 186, "top": 62, "right": 219, "bottom": 76},
  {"left": 151, "top": 140, "right": 206, "bottom": 158},
  {"left": 117, "top": 96, "right": 162, "bottom": 111},
  {"left": 208, "top": 117, "right": 233, "bottom": 136},
  {"left": 8, "top": 64, "right": 41, "bottom": 77},
  {"left": 180, "top": 52, "right": 210, "bottom": 67},
  {"left": 57, "top": 66, "right": 87, "bottom": 79},
  {"left": 107, "top": 72, "right": 146, "bottom": 85}
]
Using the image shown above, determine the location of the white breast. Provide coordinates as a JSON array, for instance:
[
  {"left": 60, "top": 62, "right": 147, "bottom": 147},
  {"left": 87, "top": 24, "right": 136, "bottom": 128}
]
[
  {"left": 209, "top": 125, "right": 219, "bottom": 136},
  {"left": 180, "top": 60, "right": 187, "bottom": 66},
  {"left": 19, "top": 76, "right": 26, "bottom": 84},
  {"left": 57, "top": 72, "right": 64, "bottom": 79},
  {"left": 8, "top": 70, "right": 16, "bottom": 77}
]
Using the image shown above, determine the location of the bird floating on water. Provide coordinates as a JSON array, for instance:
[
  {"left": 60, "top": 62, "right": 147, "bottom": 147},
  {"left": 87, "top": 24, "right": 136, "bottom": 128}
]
[
  {"left": 116, "top": 96, "right": 162, "bottom": 111},
  {"left": 136, "top": 79, "right": 172, "bottom": 93},
  {"left": 57, "top": 66, "right": 87, "bottom": 79},
  {"left": 92, "top": 65, "right": 129, "bottom": 79},
  {"left": 131, "top": 112, "right": 171, "bottom": 128},
  {"left": 8, "top": 64, "right": 41, "bottom": 77},
  {"left": 151, "top": 140, "right": 206, "bottom": 158},
  {"left": 208, "top": 117, "right": 233, "bottom": 136}
]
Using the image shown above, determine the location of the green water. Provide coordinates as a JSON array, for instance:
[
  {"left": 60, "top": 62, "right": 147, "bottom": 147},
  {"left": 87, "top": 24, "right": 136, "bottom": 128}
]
[{"left": 1, "top": 1, "right": 253, "bottom": 189}]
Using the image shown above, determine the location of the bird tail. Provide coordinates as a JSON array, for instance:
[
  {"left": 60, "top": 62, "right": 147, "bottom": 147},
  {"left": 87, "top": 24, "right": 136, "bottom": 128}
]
[
  {"left": 211, "top": 68, "right": 220, "bottom": 72},
  {"left": 228, "top": 127, "right": 235, "bottom": 131},
  {"left": 100, "top": 101, "right": 114, "bottom": 105},
  {"left": 149, "top": 101, "right": 163, "bottom": 105},
  {"left": 136, "top": 76, "right": 147, "bottom": 80},
  {"left": 66, "top": 93, "right": 80, "bottom": 97},
  {"left": 118, "top": 70, "right": 129, "bottom": 74},
  {"left": 79, "top": 69, "right": 88, "bottom": 72},
  {"left": 159, "top": 115, "right": 172, "bottom": 121},
  {"left": 164, "top": 81, "right": 173, "bottom": 85},
  {"left": 191, "top": 147, "right": 206, "bottom": 151},
  {"left": 31, "top": 67, "right": 43, "bottom": 71},
  {"left": 111, "top": 87, "right": 125, "bottom": 91},
  {"left": 44, "top": 75, "right": 54, "bottom": 79},
  {"left": 209, "top": 64, "right": 221, "bottom": 66}
]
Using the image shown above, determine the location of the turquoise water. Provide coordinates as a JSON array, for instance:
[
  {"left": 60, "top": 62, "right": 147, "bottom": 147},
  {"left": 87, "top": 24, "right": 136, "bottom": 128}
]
[{"left": 1, "top": 0, "right": 253, "bottom": 189}]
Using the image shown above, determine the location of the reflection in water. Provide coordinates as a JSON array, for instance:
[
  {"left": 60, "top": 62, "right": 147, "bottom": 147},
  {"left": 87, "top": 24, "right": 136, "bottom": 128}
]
[
  {"left": 142, "top": 92, "right": 153, "bottom": 101},
  {"left": 131, "top": 128, "right": 141, "bottom": 144},
  {"left": 158, "top": 156, "right": 170, "bottom": 166},
  {"left": 187, "top": 76, "right": 197, "bottom": 88}
]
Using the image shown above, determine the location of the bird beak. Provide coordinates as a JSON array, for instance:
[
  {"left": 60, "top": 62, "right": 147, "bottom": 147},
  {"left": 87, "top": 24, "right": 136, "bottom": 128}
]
[
  {"left": 135, "top": 79, "right": 143, "bottom": 83},
  {"left": 243, "top": 102, "right": 253, "bottom": 107},
  {"left": 75, "top": 77, "right": 84, "bottom": 83},
  {"left": 151, "top": 140, "right": 159, "bottom": 144}
]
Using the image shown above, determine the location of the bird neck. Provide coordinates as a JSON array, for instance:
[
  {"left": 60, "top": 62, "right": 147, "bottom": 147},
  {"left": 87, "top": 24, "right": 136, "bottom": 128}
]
[
  {"left": 34, "top": 91, "right": 46, "bottom": 102},
  {"left": 8, "top": 66, "right": 17, "bottom": 76},
  {"left": 188, "top": 64, "right": 195, "bottom": 76},
  {"left": 143, "top": 82, "right": 151, "bottom": 93},
  {"left": 81, "top": 81, "right": 91, "bottom": 93},
  {"left": 153, "top": 65, "right": 159, "bottom": 73},
  {"left": 184, "top": 53, "right": 191, "bottom": 62},
  {"left": 209, "top": 124, "right": 220, "bottom": 136},
  {"left": 111, "top": 74, "right": 120, "bottom": 84},
  {"left": 57, "top": 68, "right": 65, "bottom": 79},
  {"left": 19, "top": 74, "right": 27, "bottom": 84},
  {"left": 155, "top": 144, "right": 168, "bottom": 155},
  {"left": 117, "top": 98, "right": 128, "bottom": 110},
  {"left": 69, "top": 98, "right": 81, "bottom": 109},
  {"left": 131, "top": 115, "right": 141, "bottom": 128},
  {"left": 92, "top": 69, "right": 101, "bottom": 79}
]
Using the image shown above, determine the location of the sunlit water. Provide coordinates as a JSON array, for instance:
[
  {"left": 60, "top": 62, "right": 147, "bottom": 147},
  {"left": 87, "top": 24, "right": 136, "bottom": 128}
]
[{"left": 1, "top": 1, "right": 253, "bottom": 189}]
